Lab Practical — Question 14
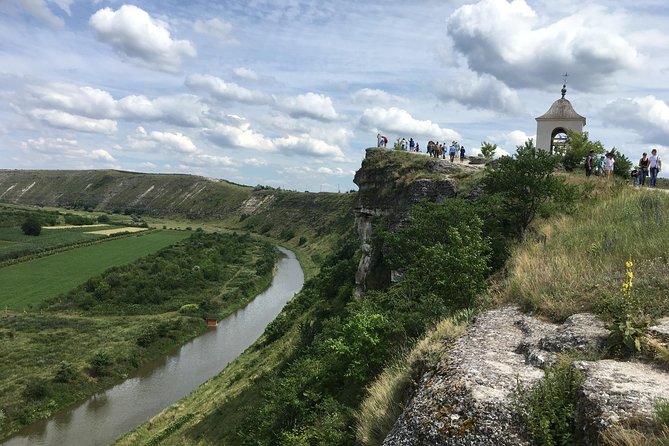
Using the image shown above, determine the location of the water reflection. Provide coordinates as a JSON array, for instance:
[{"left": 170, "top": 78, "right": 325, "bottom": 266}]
[{"left": 2, "top": 247, "right": 303, "bottom": 446}]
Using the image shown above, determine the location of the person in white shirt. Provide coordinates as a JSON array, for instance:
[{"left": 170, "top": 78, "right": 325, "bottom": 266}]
[
  {"left": 604, "top": 152, "right": 615, "bottom": 179},
  {"left": 649, "top": 148, "right": 663, "bottom": 187}
]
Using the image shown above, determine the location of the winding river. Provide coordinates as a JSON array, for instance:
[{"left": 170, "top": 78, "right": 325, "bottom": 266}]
[{"left": 3, "top": 246, "right": 304, "bottom": 446}]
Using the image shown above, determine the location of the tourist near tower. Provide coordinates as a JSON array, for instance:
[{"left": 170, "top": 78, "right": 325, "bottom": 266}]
[{"left": 536, "top": 74, "right": 586, "bottom": 153}]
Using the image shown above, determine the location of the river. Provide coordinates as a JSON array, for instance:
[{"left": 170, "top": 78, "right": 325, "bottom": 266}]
[{"left": 2, "top": 246, "right": 304, "bottom": 446}]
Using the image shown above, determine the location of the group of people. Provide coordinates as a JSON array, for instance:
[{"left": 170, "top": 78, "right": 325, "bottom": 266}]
[
  {"left": 427, "top": 140, "right": 466, "bottom": 163},
  {"left": 585, "top": 148, "right": 663, "bottom": 187},
  {"left": 376, "top": 134, "right": 467, "bottom": 163},
  {"left": 631, "top": 149, "right": 663, "bottom": 187}
]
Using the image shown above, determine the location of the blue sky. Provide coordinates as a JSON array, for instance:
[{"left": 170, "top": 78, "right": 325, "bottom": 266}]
[{"left": 1, "top": 0, "right": 668, "bottom": 191}]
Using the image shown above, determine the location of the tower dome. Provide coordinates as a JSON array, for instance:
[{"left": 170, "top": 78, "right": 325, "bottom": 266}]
[{"left": 535, "top": 84, "right": 586, "bottom": 153}]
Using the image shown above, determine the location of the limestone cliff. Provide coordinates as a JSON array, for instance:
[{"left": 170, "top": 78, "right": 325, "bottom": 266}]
[{"left": 353, "top": 149, "right": 481, "bottom": 294}]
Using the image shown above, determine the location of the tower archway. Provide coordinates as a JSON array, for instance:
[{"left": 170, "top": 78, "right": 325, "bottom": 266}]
[{"left": 536, "top": 84, "right": 586, "bottom": 153}]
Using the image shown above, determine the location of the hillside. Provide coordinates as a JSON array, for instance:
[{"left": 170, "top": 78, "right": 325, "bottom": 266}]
[{"left": 0, "top": 169, "right": 252, "bottom": 217}]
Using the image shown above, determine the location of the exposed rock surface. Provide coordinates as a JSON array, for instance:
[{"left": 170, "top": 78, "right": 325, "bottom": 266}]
[
  {"left": 575, "top": 359, "right": 669, "bottom": 444},
  {"left": 383, "top": 307, "right": 610, "bottom": 445}
]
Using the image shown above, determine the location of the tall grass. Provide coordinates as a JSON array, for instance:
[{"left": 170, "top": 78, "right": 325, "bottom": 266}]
[
  {"left": 505, "top": 188, "right": 669, "bottom": 321},
  {"left": 355, "top": 317, "right": 468, "bottom": 446}
]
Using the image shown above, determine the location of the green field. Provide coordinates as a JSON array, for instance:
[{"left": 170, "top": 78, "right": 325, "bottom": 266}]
[
  {"left": 0, "top": 225, "right": 112, "bottom": 261},
  {"left": 0, "top": 230, "right": 189, "bottom": 310}
]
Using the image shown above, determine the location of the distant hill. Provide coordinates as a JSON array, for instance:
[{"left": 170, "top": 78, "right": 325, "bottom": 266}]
[{"left": 0, "top": 169, "right": 253, "bottom": 218}]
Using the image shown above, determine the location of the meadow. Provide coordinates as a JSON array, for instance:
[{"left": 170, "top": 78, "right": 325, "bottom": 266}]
[
  {"left": 0, "top": 225, "right": 110, "bottom": 262},
  {"left": 0, "top": 230, "right": 189, "bottom": 310}
]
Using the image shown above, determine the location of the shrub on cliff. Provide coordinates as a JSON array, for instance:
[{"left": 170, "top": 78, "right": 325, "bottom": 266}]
[{"left": 482, "top": 139, "right": 575, "bottom": 237}]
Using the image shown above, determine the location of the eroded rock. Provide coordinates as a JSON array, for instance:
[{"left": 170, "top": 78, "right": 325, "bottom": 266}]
[{"left": 383, "top": 307, "right": 610, "bottom": 445}]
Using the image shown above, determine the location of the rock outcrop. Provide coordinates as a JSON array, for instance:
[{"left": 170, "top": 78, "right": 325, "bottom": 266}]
[
  {"left": 382, "top": 307, "right": 669, "bottom": 445},
  {"left": 353, "top": 149, "right": 478, "bottom": 294}
]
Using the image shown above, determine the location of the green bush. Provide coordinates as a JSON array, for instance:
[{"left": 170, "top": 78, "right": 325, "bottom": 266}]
[
  {"left": 89, "top": 350, "right": 113, "bottom": 376},
  {"left": 23, "top": 379, "right": 51, "bottom": 400},
  {"left": 53, "top": 361, "right": 78, "bottom": 383},
  {"left": 515, "top": 363, "right": 584, "bottom": 446},
  {"left": 97, "top": 214, "right": 111, "bottom": 223},
  {"left": 21, "top": 216, "right": 42, "bottom": 236}
]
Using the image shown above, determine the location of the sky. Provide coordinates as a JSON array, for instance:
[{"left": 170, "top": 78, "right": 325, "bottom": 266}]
[{"left": 1, "top": 0, "right": 668, "bottom": 192}]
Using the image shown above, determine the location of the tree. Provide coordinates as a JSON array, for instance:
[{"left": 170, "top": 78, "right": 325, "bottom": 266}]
[
  {"left": 482, "top": 139, "right": 572, "bottom": 236},
  {"left": 385, "top": 199, "right": 491, "bottom": 311},
  {"left": 610, "top": 147, "right": 633, "bottom": 178},
  {"left": 559, "top": 130, "right": 605, "bottom": 171},
  {"left": 21, "top": 216, "right": 42, "bottom": 236},
  {"left": 480, "top": 141, "right": 497, "bottom": 159}
]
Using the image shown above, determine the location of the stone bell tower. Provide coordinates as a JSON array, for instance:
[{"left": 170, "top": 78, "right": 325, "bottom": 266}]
[{"left": 536, "top": 80, "right": 586, "bottom": 153}]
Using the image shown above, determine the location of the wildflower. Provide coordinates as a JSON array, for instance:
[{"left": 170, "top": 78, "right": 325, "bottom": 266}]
[{"left": 626, "top": 260, "right": 634, "bottom": 269}]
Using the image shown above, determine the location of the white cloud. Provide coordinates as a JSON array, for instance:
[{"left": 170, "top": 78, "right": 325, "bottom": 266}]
[
  {"left": 351, "top": 88, "right": 405, "bottom": 104},
  {"left": 205, "top": 122, "right": 276, "bottom": 151},
  {"left": 185, "top": 74, "right": 268, "bottom": 104},
  {"left": 602, "top": 96, "right": 669, "bottom": 145},
  {"left": 274, "top": 134, "right": 345, "bottom": 160},
  {"left": 26, "top": 83, "right": 118, "bottom": 119},
  {"left": 276, "top": 92, "right": 339, "bottom": 121},
  {"left": 90, "top": 149, "right": 115, "bottom": 161},
  {"left": 243, "top": 158, "right": 267, "bottom": 167},
  {"left": 359, "top": 107, "right": 461, "bottom": 142},
  {"left": 129, "top": 127, "right": 197, "bottom": 154},
  {"left": 317, "top": 166, "right": 351, "bottom": 176},
  {"left": 118, "top": 94, "right": 209, "bottom": 127},
  {"left": 446, "top": 0, "right": 640, "bottom": 90},
  {"left": 233, "top": 67, "right": 260, "bottom": 81},
  {"left": 181, "top": 153, "right": 235, "bottom": 167},
  {"left": 18, "top": 0, "right": 63, "bottom": 27},
  {"left": 50, "top": 0, "right": 73, "bottom": 15},
  {"left": 436, "top": 73, "right": 522, "bottom": 114},
  {"left": 21, "top": 137, "right": 116, "bottom": 162},
  {"left": 90, "top": 5, "right": 196, "bottom": 73},
  {"left": 194, "top": 18, "right": 233, "bottom": 40},
  {"left": 28, "top": 109, "right": 117, "bottom": 134}
]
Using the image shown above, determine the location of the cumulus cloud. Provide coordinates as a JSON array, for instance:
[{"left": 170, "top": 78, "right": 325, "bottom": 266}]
[
  {"left": 243, "top": 158, "right": 267, "bottom": 167},
  {"left": 275, "top": 92, "right": 339, "bottom": 121},
  {"left": 436, "top": 74, "right": 522, "bottom": 114},
  {"left": 601, "top": 96, "right": 669, "bottom": 145},
  {"left": 24, "top": 82, "right": 210, "bottom": 127},
  {"left": 233, "top": 67, "right": 260, "bottom": 81},
  {"left": 193, "top": 17, "right": 233, "bottom": 39},
  {"left": 89, "top": 5, "right": 196, "bottom": 73},
  {"left": 205, "top": 122, "right": 276, "bottom": 151},
  {"left": 205, "top": 121, "right": 345, "bottom": 160},
  {"left": 317, "top": 166, "right": 351, "bottom": 176},
  {"left": 446, "top": 0, "right": 640, "bottom": 90},
  {"left": 274, "top": 134, "right": 345, "bottom": 160},
  {"left": 181, "top": 153, "right": 235, "bottom": 167},
  {"left": 26, "top": 83, "right": 117, "bottom": 119},
  {"left": 359, "top": 107, "right": 461, "bottom": 142},
  {"left": 21, "top": 137, "right": 116, "bottom": 162},
  {"left": 351, "top": 88, "right": 406, "bottom": 104},
  {"left": 28, "top": 109, "right": 117, "bottom": 134},
  {"left": 18, "top": 0, "right": 64, "bottom": 27},
  {"left": 185, "top": 74, "right": 268, "bottom": 104},
  {"left": 129, "top": 126, "right": 198, "bottom": 154}
]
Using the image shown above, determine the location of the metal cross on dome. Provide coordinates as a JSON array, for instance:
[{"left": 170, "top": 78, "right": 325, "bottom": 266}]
[{"left": 561, "top": 72, "right": 569, "bottom": 98}]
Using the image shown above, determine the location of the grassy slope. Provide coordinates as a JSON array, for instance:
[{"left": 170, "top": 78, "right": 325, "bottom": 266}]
[
  {"left": 0, "top": 230, "right": 189, "bottom": 310},
  {"left": 504, "top": 181, "right": 669, "bottom": 321}
]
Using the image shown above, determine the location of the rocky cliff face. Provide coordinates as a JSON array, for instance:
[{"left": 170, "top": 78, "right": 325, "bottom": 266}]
[
  {"left": 352, "top": 149, "right": 479, "bottom": 294},
  {"left": 383, "top": 307, "right": 669, "bottom": 445}
]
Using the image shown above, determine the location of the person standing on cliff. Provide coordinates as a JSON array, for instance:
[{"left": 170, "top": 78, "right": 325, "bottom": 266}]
[
  {"left": 604, "top": 152, "right": 615, "bottom": 179},
  {"left": 649, "top": 148, "right": 663, "bottom": 187},
  {"left": 639, "top": 152, "right": 650, "bottom": 186},
  {"left": 459, "top": 146, "right": 466, "bottom": 163},
  {"left": 377, "top": 133, "right": 383, "bottom": 147},
  {"left": 585, "top": 150, "right": 594, "bottom": 177}
]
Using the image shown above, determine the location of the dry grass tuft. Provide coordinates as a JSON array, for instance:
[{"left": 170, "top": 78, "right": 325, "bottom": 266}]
[{"left": 355, "top": 317, "right": 467, "bottom": 446}]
